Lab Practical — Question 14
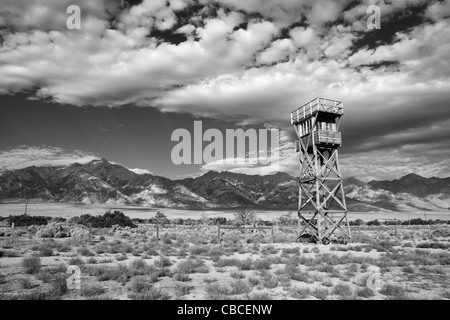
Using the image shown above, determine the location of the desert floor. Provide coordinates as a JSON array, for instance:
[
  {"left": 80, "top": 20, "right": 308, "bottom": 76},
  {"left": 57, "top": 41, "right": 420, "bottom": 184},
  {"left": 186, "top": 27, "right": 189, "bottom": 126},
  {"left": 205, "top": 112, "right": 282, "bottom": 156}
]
[
  {"left": 1, "top": 219, "right": 450, "bottom": 300},
  {"left": 1, "top": 202, "right": 450, "bottom": 221}
]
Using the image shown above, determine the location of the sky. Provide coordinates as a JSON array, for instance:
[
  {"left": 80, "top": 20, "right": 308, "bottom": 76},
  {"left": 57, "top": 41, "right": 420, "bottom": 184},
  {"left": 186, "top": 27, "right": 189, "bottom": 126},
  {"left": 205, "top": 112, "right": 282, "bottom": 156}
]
[{"left": 0, "top": 0, "right": 450, "bottom": 181}]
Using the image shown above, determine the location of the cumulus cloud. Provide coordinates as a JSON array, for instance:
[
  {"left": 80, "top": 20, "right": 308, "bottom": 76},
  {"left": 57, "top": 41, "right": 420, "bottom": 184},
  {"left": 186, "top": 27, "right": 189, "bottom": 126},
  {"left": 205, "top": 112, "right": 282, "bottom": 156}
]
[
  {"left": 0, "top": 146, "right": 99, "bottom": 170},
  {"left": 1, "top": 0, "right": 450, "bottom": 179}
]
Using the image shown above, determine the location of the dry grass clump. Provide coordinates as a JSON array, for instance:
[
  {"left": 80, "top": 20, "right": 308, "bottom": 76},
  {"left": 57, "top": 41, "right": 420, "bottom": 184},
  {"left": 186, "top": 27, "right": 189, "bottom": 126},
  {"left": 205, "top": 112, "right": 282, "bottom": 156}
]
[
  {"left": 332, "top": 283, "right": 353, "bottom": 299},
  {"left": 80, "top": 283, "right": 106, "bottom": 297},
  {"left": 128, "top": 276, "right": 170, "bottom": 300},
  {"left": 22, "top": 256, "right": 41, "bottom": 274},
  {"left": 291, "top": 287, "right": 311, "bottom": 299}
]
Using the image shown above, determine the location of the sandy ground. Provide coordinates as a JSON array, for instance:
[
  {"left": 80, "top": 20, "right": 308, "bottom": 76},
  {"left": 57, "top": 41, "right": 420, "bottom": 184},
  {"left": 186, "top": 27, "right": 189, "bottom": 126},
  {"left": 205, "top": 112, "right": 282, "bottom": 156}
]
[
  {"left": 1, "top": 202, "right": 449, "bottom": 222},
  {"left": 1, "top": 222, "right": 450, "bottom": 300}
]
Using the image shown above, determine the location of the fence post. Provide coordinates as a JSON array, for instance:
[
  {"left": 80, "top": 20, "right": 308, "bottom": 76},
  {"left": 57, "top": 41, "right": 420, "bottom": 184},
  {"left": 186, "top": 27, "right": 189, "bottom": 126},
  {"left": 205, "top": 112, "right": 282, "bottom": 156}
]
[
  {"left": 217, "top": 224, "right": 221, "bottom": 244},
  {"left": 358, "top": 224, "right": 361, "bottom": 241},
  {"left": 10, "top": 222, "right": 15, "bottom": 245},
  {"left": 394, "top": 222, "right": 398, "bottom": 239},
  {"left": 156, "top": 224, "right": 160, "bottom": 242},
  {"left": 271, "top": 226, "right": 274, "bottom": 243},
  {"left": 89, "top": 223, "right": 92, "bottom": 244}
]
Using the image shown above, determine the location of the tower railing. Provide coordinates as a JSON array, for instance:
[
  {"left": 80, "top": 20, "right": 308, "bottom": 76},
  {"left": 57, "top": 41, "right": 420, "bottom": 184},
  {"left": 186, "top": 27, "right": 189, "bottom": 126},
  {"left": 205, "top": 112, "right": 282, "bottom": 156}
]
[{"left": 291, "top": 97, "right": 343, "bottom": 125}]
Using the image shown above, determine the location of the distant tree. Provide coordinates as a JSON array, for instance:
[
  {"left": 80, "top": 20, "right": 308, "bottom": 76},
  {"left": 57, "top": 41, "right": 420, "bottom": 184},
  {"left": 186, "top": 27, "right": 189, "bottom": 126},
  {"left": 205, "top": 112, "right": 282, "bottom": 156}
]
[
  {"left": 367, "top": 219, "right": 381, "bottom": 226},
  {"left": 154, "top": 211, "right": 168, "bottom": 225},
  {"left": 349, "top": 219, "right": 364, "bottom": 226},
  {"left": 70, "top": 210, "right": 136, "bottom": 228},
  {"left": 277, "top": 211, "right": 296, "bottom": 229},
  {"left": 233, "top": 209, "right": 256, "bottom": 226}
]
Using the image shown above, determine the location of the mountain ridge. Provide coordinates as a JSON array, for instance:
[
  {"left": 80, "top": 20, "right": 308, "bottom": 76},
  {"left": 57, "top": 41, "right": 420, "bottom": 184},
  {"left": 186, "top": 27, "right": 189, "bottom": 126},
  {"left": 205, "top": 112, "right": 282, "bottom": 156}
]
[{"left": 0, "top": 159, "right": 449, "bottom": 212}]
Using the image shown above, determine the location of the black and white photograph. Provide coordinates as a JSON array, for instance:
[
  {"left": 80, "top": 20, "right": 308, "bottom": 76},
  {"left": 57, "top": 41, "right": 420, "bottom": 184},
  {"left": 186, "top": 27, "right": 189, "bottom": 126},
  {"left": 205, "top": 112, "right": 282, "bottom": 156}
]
[{"left": 0, "top": 0, "right": 450, "bottom": 304}]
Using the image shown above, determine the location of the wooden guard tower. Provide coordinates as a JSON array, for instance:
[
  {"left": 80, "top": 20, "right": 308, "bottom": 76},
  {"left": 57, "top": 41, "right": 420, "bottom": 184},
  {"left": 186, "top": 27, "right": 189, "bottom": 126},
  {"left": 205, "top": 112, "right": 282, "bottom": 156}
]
[{"left": 291, "top": 98, "right": 351, "bottom": 244}]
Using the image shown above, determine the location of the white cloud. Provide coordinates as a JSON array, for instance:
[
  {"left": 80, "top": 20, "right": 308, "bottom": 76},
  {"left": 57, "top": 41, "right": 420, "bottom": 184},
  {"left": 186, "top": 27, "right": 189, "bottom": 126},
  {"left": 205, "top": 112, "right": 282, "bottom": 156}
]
[
  {"left": 426, "top": 0, "right": 450, "bottom": 21},
  {"left": 1, "top": 0, "right": 450, "bottom": 179},
  {"left": 0, "top": 146, "right": 99, "bottom": 170}
]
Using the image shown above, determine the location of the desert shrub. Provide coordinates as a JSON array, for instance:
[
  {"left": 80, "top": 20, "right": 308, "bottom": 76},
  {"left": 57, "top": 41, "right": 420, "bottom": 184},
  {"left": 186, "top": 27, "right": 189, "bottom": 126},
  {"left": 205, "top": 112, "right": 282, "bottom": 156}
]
[
  {"left": 121, "top": 244, "right": 133, "bottom": 254},
  {"left": 206, "top": 283, "right": 230, "bottom": 296},
  {"left": 81, "top": 283, "right": 106, "bottom": 297},
  {"left": 402, "top": 266, "right": 415, "bottom": 274},
  {"left": 51, "top": 273, "right": 69, "bottom": 296},
  {"left": 248, "top": 276, "right": 260, "bottom": 287},
  {"left": 174, "top": 283, "right": 193, "bottom": 297},
  {"left": 416, "top": 242, "right": 450, "bottom": 250},
  {"left": 238, "top": 258, "right": 253, "bottom": 271},
  {"left": 176, "top": 259, "right": 205, "bottom": 274},
  {"left": 8, "top": 214, "right": 49, "bottom": 227},
  {"left": 215, "top": 258, "right": 241, "bottom": 268},
  {"left": 312, "top": 247, "right": 321, "bottom": 254},
  {"left": 282, "top": 247, "right": 300, "bottom": 255},
  {"left": 128, "top": 276, "right": 152, "bottom": 293},
  {"left": 128, "top": 277, "right": 170, "bottom": 300},
  {"left": 262, "top": 275, "right": 278, "bottom": 289},
  {"left": 312, "top": 288, "right": 329, "bottom": 300},
  {"left": 380, "top": 283, "right": 408, "bottom": 298},
  {"left": 129, "top": 259, "right": 157, "bottom": 277},
  {"left": 132, "top": 249, "right": 142, "bottom": 257},
  {"left": 317, "top": 264, "right": 335, "bottom": 273},
  {"left": 173, "top": 272, "right": 191, "bottom": 282},
  {"left": 22, "top": 256, "right": 41, "bottom": 274},
  {"left": 0, "top": 250, "right": 19, "bottom": 258},
  {"left": 332, "top": 283, "right": 352, "bottom": 298},
  {"left": 356, "top": 287, "right": 375, "bottom": 298},
  {"left": 71, "top": 210, "right": 136, "bottom": 228},
  {"left": 348, "top": 263, "right": 359, "bottom": 273},
  {"left": 78, "top": 247, "right": 94, "bottom": 257},
  {"left": 68, "top": 257, "right": 84, "bottom": 266},
  {"left": 58, "top": 244, "right": 72, "bottom": 253},
  {"left": 230, "top": 280, "right": 251, "bottom": 295},
  {"left": 19, "top": 277, "right": 33, "bottom": 289},
  {"left": 116, "top": 253, "right": 128, "bottom": 261},
  {"left": 130, "top": 258, "right": 147, "bottom": 271},
  {"left": 289, "top": 271, "right": 312, "bottom": 283},
  {"left": 230, "top": 271, "right": 245, "bottom": 280},
  {"left": 36, "top": 270, "right": 53, "bottom": 283},
  {"left": 87, "top": 257, "right": 97, "bottom": 264},
  {"left": 146, "top": 248, "right": 159, "bottom": 256},
  {"left": 248, "top": 293, "right": 272, "bottom": 300},
  {"left": 12, "top": 288, "right": 59, "bottom": 300},
  {"left": 96, "top": 264, "right": 131, "bottom": 284},
  {"left": 38, "top": 246, "right": 53, "bottom": 257},
  {"left": 204, "top": 277, "right": 218, "bottom": 284},
  {"left": 254, "top": 259, "right": 271, "bottom": 270},
  {"left": 291, "top": 287, "right": 311, "bottom": 299},
  {"left": 154, "top": 256, "right": 172, "bottom": 268},
  {"left": 261, "top": 245, "right": 279, "bottom": 255},
  {"left": 189, "top": 245, "right": 209, "bottom": 256},
  {"left": 442, "top": 291, "right": 450, "bottom": 299},
  {"left": 322, "top": 279, "right": 334, "bottom": 287}
]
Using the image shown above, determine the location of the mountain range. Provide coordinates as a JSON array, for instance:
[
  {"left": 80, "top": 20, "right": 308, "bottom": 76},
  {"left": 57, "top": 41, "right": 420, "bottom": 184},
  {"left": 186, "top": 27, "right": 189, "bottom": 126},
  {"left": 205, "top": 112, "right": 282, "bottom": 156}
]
[{"left": 0, "top": 159, "right": 449, "bottom": 212}]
